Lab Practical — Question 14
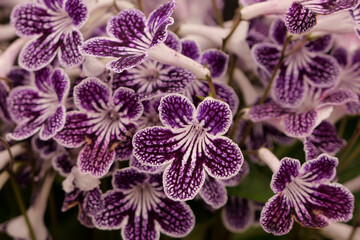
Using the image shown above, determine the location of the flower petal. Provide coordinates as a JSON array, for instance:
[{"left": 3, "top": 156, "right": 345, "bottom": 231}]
[
  {"left": 122, "top": 212, "right": 158, "bottom": 240},
  {"left": 39, "top": 105, "right": 66, "bottom": 140},
  {"left": 74, "top": 77, "right": 110, "bottom": 113},
  {"left": 113, "top": 87, "right": 143, "bottom": 120},
  {"left": 271, "top": 157, "right": 300, "bottom": 193},
  {"left": 181, "top": 39, "right": 201, "bottom": 61},
  {"left": 332, "top": 47, "right": 348, "bottom": 67},
  {"left": 305, "top": 54, "right": 340, "bottom": 87},
  {"left": 249, "top": 101, "right": 290, "bottom": 122},
  {"left": 10, "top": 3, "right": 51, "bottom": 37},
  {"left": 305, "top": 35, "right": 332, "bottom": 52},
  {"left": 252, "top": 43, "right": 281, "bottom": 73},
  {"left": 320, "top": 89, "right": 358, "bottom": 106},
  {"left": 112, "top": 168, "right": 148, "bottom": 190},
  {"left": 7, "top": 87, "right": 40, "bottom": 122},
  {"left": 159, "top": 94, "right": 195, "bottom": 129},
  {"left": 64, "top": 0, "right": 88, "bottom": 27},
  {"left": 19, "top": 34, "right": 60, "bottom": 71},
  {"left": 200, "top": 49, "right": 229, "bottom": 78},
  {"left": 78, "top": 140, "right": 115, "bottom": 177},
  {"left": 8, "top": 120, "right": 42, "bottom": 140},
  {"left": 270, "top": 19, "right": 287, "bottom": 45},
  {"left": 196, "top": 97, "right": 232, "bottom": 135},
  {"left": 54, "top": 111, "right": 89, "bottom": 148},
  {"left": 154, "top": 196, "right": 195, "bottom": 237},
  {"left": 51, "top": 68, "right": 70, "bottom": 102},
  {"left": 203, "top": 136, "right": 243, "bottom": 179},
  {"left": 285, "top": 2, "right": 317, "bottom": 34},
  {"left": 199, "top": 176, "right": 228, "bottom": 209},
  {"left": 222, "top": 197, "right": 254, "bottom": 233},
  {"left": 301, "top": 154, "right": 338, "bottom": 182},
  {"left": 58, "top": 30, "right": 84, "bottom": 68},
  {"left": 133, "top": 126, "right": 179, "bottom": 166},
  {"left": 260, "top": 194, "right": 293, "bottom": 235},
  {"left": 163, "top": 156, "right": 206, "bottom": 201},
  {"left": 283, "top": 110, "right": 318, "bottom": 137},
  {"left": 302, "top": 0, "right": 357, "bottom": 14},
  {"left": 0, "top": 81, "right": 11, "bottom": 122}
]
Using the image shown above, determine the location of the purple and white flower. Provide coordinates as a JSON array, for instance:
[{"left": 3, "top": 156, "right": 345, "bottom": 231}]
[
  {"left": 93, "top": 168, "right": 195, "bottom": 240},
  {"left": 7, "top": 66, "right": 70, "bottom": 141},
  {"left": 133, "top": 94, "right": 243, "bottom": 201},
  {"left": 54, "top": 77, "right": 143, "bottom": 177},
  {"left": 258, "top": 148, "right": 354, "bottom": 235},
  {"left": 11, "top": 0, "right": 88, "bottom": 70}
]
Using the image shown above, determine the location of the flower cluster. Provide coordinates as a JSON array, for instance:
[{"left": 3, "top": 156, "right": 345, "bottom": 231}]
[{"left": 0, "top": 0, "right": 360, "bottom": 239}]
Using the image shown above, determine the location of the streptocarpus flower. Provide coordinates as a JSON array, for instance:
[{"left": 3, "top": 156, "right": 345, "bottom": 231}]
[
  {"left": 11, "top": 0, "right": 88, "bottom": 70},
  {"left": 93, "top": 168, "right": 195, "bottom": 240},
  {"left": 133, "top": 94, "right": 243, "bottom": 201},
  {"left": 7, "top": 66, "right": 70, "bottom": 141},
  {"left": 258, "top": 148, "right": 354, "bottom": 236},
  {"left": 54, "top": 77, "right": 143, "bottom": 177},
  {"left": 252, "top": 19, "right": 340, "bottom": 107}
]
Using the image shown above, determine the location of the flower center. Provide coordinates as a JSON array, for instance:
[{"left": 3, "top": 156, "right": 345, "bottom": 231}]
[
  {"left": 107, "top": 110, "right": 120, "bottom": 121},
  {"left": 145, "top": 69, "right": 160, "bottom": 82}
]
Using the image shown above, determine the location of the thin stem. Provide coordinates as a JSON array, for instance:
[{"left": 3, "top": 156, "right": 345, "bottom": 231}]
[
  {"left": 338, "top": 116, "right": 348, "bottom": 138},
  {"left": 222, "top": 8, "right": 241, "bottom": 51},
  {"left": 212, "top": 0, "right": 224, "bottom": 27},
  {"left": 284, "top": 36, "right": 308, "bottom": 58},
  {"left": 205, "top": 72, "right": 217, "bottom": 99},
  {"left": 229, "top": 110, "right": 245, "bottom": 140},
  {"left": 0, "top": 139, "right": 37, "bottom": 240},
  {"left": 227, "top": 54, "right": 237, "bottom": 86},
  {"left": 257, "top": 147, "right": 280, "bottom": 173},
  {"left": 338, "top": 119, "right": 360, "bottom": 171},
  {"left": 342, "top": 144, "right": 360, "bottom": 173},
  {"left": 137, "top": 0, "right": 143, "bottom": 12}
]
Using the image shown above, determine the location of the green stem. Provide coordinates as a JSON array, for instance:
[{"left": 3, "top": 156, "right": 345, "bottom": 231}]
[
  {"left": 0, "top": 139, "right": 37, "bottom": 240},
  {"left": 205, "top": 74, "right": 217, "bottom": 99},
  {"left": 227, "top": 54, "right": 237, "bottom": 87},
  {"left": 212, "top": 0, "right": 224, "bottom": 27},
  {"left": 229, "top": 110, "right": 245, "bottom": 140},
  {"left": 222, "top": 8, "right": 242, "bottom": 52},
  {"left": 338, "top": 116, "right": 348, "bottom": 138},
  {"left": 338, "top": 119, "right": 360, "bottom": 171}
]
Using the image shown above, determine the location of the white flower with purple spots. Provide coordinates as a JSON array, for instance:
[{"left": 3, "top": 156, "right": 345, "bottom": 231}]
[
  {"left": 81, "top": 1, "right": 177, "bottom": 73},
  {"left": 54, "top": 77, "right": 143, "bottom": 177},
  {"left": 252, "top": 19, "right": 341, "bottom": 107},
  {"left": 93, "top": 168, "right": 195, "bottom": 240},
  {"left": 260, "top": 153, "right": 354, "bottom": 235},
  {"left": 133, "top": 94, "right": 243, "bottom": 201},
  {"left": 11, "top": 0, "right": 88, "bottom": 70},
  {"left": 7, "top": 66, "right": 70, "bottom": 141}
]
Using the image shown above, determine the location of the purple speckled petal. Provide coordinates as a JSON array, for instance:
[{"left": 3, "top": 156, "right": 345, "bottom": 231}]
[
  {"left": 199, "top": 176, "right": 228, "bottom": 209},
  {"left": 320, "top": 89, "right": 358, "bottom": 106},
  {"left": 304, "top": 121, "right": 345, "bottom": 160},
  {"left": 196, "top": 98, "right": 232, "bottom": 135},
  {"left": 249, "top": 101, "right": 290, "bottom": 122},
  {"left": 54, "top": 111, "right": 89, "bottom": 148},
  {"left": 8, "top": 67, "right": 31, "bottom": 87},
  {"left": 305, "top": 35, "right": 332, "bottom": 52},
  {"left": 164, "top": 31, "right": 181, "bottom": 52},
  {"left": 301, "top": 154, "right": 338, "bottom": 182},
  {"left": 94, "top": 190, "right": 129, "bottom": 229},
  {"left": 9, "top": 120, "right": 42, "bottom": 140},
  {"left": 74, "top": 77, "right": 110, "bottom": 113},
  {"left": 19, "top": 34, "right": 61, "bottom": 71},
  {"left": 200, "top": 49, "right": 229, "bottom": 78},
  {"left": 52, "top": 153, "right": 74, "bottom": 176},
  {"left": 7, "top": 87, "right": 40, "bottom": 122},
  {"left": 78, "top": 141, "right": 116, "bottom": 177},
  {"left": 59, "top": 30, "right": 84, "bottom": 68},
  {"left": 123, "top": 212, "right": 158, "bottom": 240},
  {"left": 203, "top": 136, "right": 243, "bottom": 179},
  {"left": 220, "top": 160, "right": 249, "bottom": 187},
  {"left": 10, "top": 3, "right": 51, "bottom": 37},
  {"left": 107, "top": 9, "right": 146, "bottom": 41},
  {"left": 163, "top": 157, "right": 205, "bottom": 201},
  {"left": 130, "top": 155, "right": 163, "bottom": 173},
  {"left": 42, "top": 0, "right": 63, "bottom": 11},
  {"left": 39, "top": 105, "right": 66, "bottom": 140},
  {"left": 285, "top": 2, "right": 317, "bottom": 34},
  {"left": 332, "top": 47, "right": 348, "bottom": 66},
  {"left": 159, "top": 94, "right": 195, "bottom": 129},
  {"left": 154, "top": 197, "right": 195, "bottom": 238},
  {"left": 61, "top": 188, "right": 82, "bottom": 211},
  {"left": 271, "top": 157, "right": 300, "bottom": 193},
  {"left": 82, "top": 187, "right": 103, "bottom": 215},
  {"left": 32, "top": 134, "right": 59, "bottom": 158},
  {"left": 112, "top": 168, "right": 148, "bottom": 190},
  {"left": 108, "top": 53, "right": 148, "bottom": 73},
  {"left": 133, "top": 126, "right": 178, "bottom": 166},
  {"left": 181, "top": 39, "right": 201, "bottom": 61},
  {"left": 147, "top": 0, "right": 176, "bottom": 47},
  {"left": 274, "top": 68, "right": 305, "bottom": 107},
  {"left": 113, "top": 87, "right": 143, "bottom": 120},
  {"left": 260, "top": 194, "right": 293, "bottom": 235},
  {"left": 222, "top": 197, "right": 254, "bottom": 233},
  {"left": 34, "top": 66, "right": 52, "bottom": 93},
  {"left": 305, "top": 54, "right": 340, "bottom": 87},
  {"left": 0, "top": 81, "right": 11, "bottom": 121},
  {"left": 51, "top": 68, "right": 70, "bottom": 102},
  {"left": 352, "top": 48, "right": 360, "bottom": 65},
  {"left": 252, "top": 43, "right": 281, "bottom": 73},
  {"left": 270, "top": 19, "right": 287, "bottom": 45},
  {"left": 283, "top": 110, "right": 318, "bottom": 138},
  {"left": 302, "top": 0, "right": 357, "bottom": 14},
  {"left": 64, "top": 0, "right": 88, "bottom": 27}
]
